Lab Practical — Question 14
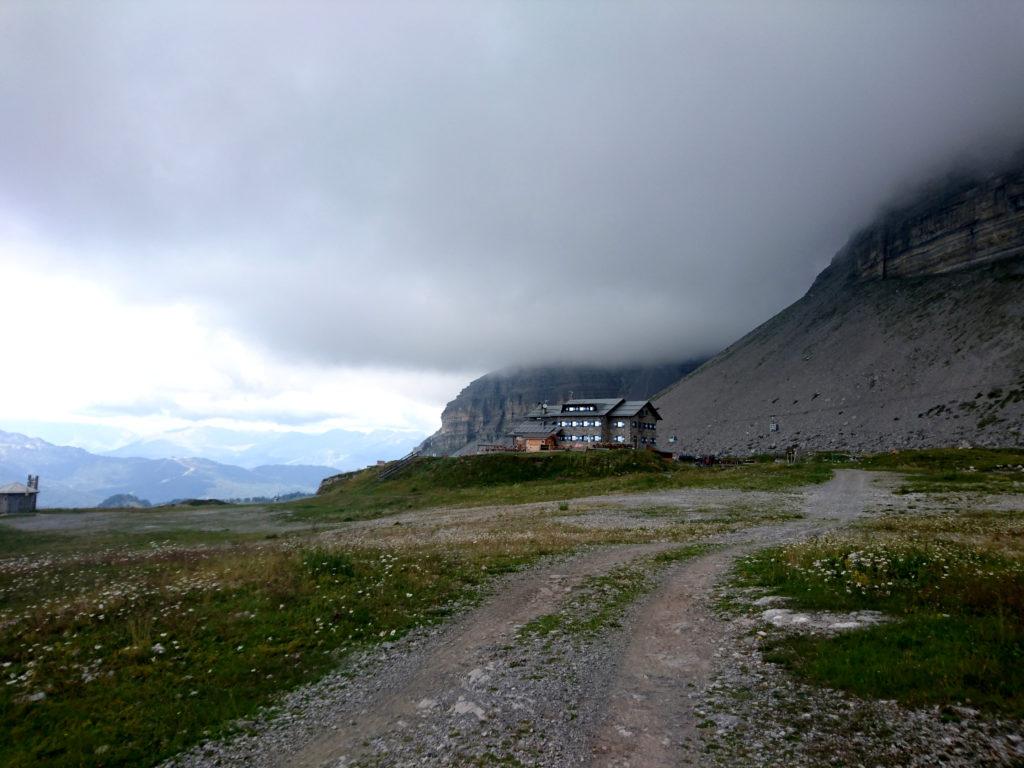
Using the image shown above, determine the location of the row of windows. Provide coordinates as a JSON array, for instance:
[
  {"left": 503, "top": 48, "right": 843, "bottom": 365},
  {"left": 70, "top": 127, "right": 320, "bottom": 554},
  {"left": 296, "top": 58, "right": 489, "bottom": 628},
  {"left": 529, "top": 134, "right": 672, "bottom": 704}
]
[
  {"left": 564, "top": 405, "right": 597, "bottom": 412},
  {"left": 567, "top": 419, "right": 628, "bottom": 428},
  {"left": 553, "top": 419, "right": 656, "bottom": 430},
  {"left": 558, "top": 434, "right": 656, "bottom": 445}
]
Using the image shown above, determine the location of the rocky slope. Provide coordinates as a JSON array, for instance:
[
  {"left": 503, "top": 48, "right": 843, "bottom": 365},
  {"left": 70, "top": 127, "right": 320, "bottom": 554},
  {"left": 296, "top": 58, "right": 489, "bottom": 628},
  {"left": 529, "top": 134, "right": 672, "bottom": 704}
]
[
  {"left": 655, "top": 166, "right": 1024, "bottom": 455},
  {"left": 419, "top": 362, "right": 704, "bottom": 456}
]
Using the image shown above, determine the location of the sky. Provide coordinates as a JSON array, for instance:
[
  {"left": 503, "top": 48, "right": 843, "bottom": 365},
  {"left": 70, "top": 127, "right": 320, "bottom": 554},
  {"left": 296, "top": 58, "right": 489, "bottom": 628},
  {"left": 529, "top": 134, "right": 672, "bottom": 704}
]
[{"left": 2, "top": 1, "right": 1024, "bottom": 449}]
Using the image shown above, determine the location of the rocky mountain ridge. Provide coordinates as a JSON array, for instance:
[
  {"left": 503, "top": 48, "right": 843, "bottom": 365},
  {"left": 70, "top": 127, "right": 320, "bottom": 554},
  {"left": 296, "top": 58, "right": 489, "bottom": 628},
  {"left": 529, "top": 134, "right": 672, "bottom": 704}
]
[{"left": 655, "top": 166, "right": 1024, "bottom": 455}]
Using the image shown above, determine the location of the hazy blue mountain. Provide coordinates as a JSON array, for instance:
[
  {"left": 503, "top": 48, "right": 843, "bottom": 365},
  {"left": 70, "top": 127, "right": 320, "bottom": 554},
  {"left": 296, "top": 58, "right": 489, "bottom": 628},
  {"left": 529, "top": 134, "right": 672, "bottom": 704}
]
[
  {"left": 96, "top": 493, "right": 151, "bottom": 509},
  {"left": 103, "top": 426, "right": 424, "bottom": 470},
  {"left": 0, "top": 430, "right": 338, "bottom": 508}
]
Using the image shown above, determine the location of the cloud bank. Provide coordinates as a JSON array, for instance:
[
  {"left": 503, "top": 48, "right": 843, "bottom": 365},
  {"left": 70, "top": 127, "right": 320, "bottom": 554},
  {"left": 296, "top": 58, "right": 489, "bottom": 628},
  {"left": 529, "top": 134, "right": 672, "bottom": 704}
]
[{"left": 2, "top": 1, "right": 1024, "bottom": 373}]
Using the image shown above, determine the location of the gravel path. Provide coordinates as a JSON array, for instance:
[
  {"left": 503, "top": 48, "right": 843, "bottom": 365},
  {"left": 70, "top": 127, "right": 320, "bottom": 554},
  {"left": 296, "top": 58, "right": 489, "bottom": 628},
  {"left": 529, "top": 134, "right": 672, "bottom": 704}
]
[{"left": 166, "top": 470, "right": 1022, "bottom": 767}]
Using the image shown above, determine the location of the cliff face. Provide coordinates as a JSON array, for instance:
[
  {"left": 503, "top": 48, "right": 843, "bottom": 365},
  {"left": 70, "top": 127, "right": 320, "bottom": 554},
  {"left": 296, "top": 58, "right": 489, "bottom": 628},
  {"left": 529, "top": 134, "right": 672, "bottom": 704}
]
[
  {"left": 843, "top": 167, "right": 1024, "bottom": 281},
  {"left": 655, "top": 168, "right": 1024, "bottom": 456},
  {"left": 419, "top": 362, "right": 704, "bottom": 456}
]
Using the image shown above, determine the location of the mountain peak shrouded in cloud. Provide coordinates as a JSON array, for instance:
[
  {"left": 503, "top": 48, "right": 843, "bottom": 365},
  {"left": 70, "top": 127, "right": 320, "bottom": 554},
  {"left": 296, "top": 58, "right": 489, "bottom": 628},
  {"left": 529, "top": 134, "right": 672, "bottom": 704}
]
[{"left": 1, "top": 2, "right": 1023, "bottom": 436}]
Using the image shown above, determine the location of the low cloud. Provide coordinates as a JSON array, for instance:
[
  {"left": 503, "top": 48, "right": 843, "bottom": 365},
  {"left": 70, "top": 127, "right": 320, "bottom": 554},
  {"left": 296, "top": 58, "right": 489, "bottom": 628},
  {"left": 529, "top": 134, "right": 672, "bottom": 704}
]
[{"left": 2, "top": 1, "right": 1023, "bottom": 372}]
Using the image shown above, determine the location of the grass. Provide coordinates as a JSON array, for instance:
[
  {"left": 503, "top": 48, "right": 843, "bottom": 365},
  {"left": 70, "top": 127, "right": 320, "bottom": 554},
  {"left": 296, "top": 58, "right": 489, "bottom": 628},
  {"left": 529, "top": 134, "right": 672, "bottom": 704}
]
[
  {"left": 0, "top": 536, "right": 565, "bottom": 768},
  {"left": 853, "top": 447, "right": 1024, "bottom": 494},
  {"left": 291, "top": 450, "right": 832, "bottom": 522},
  {"left": 734, "top": 513, "right": 1024, "bottom": 716},
  {"left": 520, "top": 544, "right": 708, "bottom": 640},
  {"left": 0, "top": 525, "right": 287, "bottom": 559}
]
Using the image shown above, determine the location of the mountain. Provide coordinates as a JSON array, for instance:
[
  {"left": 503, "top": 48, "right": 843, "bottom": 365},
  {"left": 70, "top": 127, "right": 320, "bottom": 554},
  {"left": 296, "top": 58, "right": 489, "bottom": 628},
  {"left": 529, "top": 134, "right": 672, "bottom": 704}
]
[
  {"left": 96, "top": 494, "right": 151, "bottom": 509},
  {"left": 104, "top": 426, "right": 424, "bottom": 471},
  {"left": 0, "top": 430, "right": 338, "bottom": 508},
  {"left": 419, "top": 362, "right": 706, "bottom": 456},
  {"left": 655, "top": 166, "right": 1024, "bottom": 455}
]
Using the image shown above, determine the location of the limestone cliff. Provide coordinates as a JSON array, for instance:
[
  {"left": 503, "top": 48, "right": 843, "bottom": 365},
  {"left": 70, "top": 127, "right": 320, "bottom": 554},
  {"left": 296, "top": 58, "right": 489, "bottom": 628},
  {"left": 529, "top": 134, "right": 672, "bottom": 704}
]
[
  {"left": 655, "top": 166, "right": 1024, "bottom": 455},
  {"left": 842, "top": 167, "right": 1024, "bottom": 281},
  {"left": 419, "top": 362, "right": 704, "bottom": 456}
]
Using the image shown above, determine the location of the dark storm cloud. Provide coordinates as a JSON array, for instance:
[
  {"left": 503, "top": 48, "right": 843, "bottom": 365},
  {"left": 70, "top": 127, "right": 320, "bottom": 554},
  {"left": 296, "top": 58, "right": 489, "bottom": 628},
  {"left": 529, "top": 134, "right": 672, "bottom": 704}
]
[{"left": 2, "top": 1, "right": 1024, "bottom": 371}]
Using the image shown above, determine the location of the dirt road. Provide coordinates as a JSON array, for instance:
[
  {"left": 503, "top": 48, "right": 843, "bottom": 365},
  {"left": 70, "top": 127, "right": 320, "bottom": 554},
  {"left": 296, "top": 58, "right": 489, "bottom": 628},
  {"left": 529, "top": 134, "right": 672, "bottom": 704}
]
[
  {"left": 589, "top": 469, "right": 887, "bottom": 768},
  {"left": 165, "top": 470, "right": 922, "bottom": 768}
]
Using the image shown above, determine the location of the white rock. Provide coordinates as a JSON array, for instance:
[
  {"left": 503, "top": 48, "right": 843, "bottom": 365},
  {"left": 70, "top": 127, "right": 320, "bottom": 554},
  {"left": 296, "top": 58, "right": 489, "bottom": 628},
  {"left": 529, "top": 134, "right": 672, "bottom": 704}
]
[{"left": 451, "top": 697, "right": 486, "bottom": 721}]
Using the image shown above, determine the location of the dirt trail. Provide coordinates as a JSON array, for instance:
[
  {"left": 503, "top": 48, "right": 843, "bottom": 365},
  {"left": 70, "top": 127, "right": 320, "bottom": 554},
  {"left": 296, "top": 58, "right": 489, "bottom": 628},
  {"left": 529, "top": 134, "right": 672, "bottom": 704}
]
[
  {"left": 587, "top": 469, "right": 889, "bottom": 768},
  {"left": 167, "top": 470, "right": 898, "bottom": 768},
  {"left": 286, "top": 542, "right": 673, "bottom": 768}
]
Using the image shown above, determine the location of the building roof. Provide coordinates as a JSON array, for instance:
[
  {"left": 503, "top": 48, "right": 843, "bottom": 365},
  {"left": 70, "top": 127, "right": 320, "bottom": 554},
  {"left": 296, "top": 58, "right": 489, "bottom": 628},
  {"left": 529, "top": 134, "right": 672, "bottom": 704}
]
[
  {"left": 526, "top": 398, "right": 625, "bottom": 419},
  {"left": 525, "top": 397, "right": 662, "bottom": 421},
  {"left": 509, "top": 421, "right": 563, "bottom": 438},
  {"left": 609, "top": 400, "right": 662, "bottom": 420},
  {"left": 0, "top": 482, "right": 38, "bottom": 495}
]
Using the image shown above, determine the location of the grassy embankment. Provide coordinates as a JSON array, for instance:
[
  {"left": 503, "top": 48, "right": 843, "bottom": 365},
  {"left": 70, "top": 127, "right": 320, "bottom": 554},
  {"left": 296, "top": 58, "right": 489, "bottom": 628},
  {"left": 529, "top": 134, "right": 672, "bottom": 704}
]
[
  {"left": 290, "top": 449, "right": 833, "bottom": 522},
  {"left": 735, "top": 449, "right": 1024, "bottom": 717},
  {"left": 855, "top": 447, "right": 1024, "bottom": 494},
  {"left": 0, "top": 449, "right": 826, "bottom": 768}
]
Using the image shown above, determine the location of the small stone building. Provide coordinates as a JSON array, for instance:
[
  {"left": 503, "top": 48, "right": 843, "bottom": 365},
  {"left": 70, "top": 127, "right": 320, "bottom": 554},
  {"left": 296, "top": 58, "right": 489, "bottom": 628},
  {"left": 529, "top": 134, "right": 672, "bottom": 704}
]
[
  {"left": 0, "top": 475, "right": 39, "bottom": 514},
  {"left": 508, "top": 422, "right": 563, "bottom": 452},
  {"left": 511, "top": 398, "right": 662, "bottom": 451}
]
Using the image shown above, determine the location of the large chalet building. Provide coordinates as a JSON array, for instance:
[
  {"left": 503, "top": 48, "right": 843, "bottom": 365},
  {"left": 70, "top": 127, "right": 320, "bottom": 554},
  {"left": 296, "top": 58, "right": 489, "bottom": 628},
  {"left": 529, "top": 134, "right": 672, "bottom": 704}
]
[{"left": 510, "top": 398, "right": 662, "bottom": 452}]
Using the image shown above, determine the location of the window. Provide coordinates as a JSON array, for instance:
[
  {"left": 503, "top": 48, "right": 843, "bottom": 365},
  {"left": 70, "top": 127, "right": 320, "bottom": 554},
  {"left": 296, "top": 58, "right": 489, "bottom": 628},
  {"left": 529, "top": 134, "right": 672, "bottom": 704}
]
[{"left": 614, "top": 435, "right": 625, "bottom": 443}]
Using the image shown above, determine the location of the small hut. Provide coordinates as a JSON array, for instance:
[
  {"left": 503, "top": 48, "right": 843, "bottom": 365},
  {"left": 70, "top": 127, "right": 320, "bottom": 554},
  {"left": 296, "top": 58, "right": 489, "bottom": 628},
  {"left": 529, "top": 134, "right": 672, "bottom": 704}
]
[{"left": 0, "top": 475, "right": 39, "bottom": 514}]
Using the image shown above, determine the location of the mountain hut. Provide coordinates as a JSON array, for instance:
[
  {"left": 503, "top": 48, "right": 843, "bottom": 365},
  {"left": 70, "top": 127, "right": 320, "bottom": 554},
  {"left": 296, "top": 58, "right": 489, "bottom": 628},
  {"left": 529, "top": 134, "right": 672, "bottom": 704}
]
[{"left": 0, "top": 475, "right": 39, "bottom": 514}]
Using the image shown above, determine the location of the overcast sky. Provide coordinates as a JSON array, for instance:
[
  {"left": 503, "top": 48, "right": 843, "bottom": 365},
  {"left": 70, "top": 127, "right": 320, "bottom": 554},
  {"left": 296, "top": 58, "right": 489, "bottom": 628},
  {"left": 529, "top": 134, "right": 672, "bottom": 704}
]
[{"left": 2, "top": 1, "right": 1024, "bottom": 445}]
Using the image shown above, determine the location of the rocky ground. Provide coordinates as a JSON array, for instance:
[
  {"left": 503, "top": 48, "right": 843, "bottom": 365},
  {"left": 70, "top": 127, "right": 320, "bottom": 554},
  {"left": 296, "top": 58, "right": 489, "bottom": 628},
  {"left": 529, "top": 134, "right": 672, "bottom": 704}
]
[{"left": 164, "top": 471, "right": 1024, "bottom": 767}]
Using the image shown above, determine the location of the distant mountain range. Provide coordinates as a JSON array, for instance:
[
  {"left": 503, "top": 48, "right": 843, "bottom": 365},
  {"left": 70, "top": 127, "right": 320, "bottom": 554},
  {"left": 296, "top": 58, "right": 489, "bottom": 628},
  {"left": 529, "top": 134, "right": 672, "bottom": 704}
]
[
  {"left": 0, "top": 430, "right": 351, "bottom": 508},
  {"left": 102, "top": 426, "right": 424, "bottom": 470}
]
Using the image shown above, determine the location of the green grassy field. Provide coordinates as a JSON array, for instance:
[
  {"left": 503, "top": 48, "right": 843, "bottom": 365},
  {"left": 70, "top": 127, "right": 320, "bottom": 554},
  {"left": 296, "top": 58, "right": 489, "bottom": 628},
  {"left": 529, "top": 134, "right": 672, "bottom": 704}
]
[
  {"left": 291, "top": 450, "right": 832, "bottom": 521},
  {"left": 853, "top": 447, "right": 1024, "bottom": 494},
  {"left": 0, "top": 535, "right": 572, "bottom": 767},
  {"left": 735, "top": 506, "right": 1024, "bottom": 716}
]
